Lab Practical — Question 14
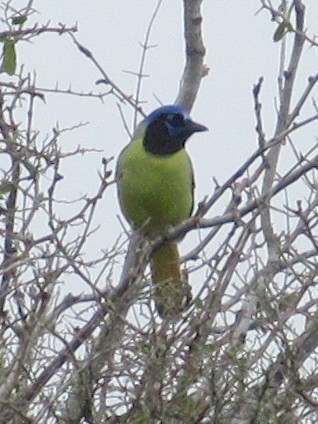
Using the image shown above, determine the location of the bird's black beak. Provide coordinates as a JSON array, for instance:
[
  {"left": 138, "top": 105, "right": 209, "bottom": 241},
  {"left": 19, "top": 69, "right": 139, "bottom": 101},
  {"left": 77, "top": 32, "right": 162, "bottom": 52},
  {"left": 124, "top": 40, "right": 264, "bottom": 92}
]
[{"left": 185, "top": 119, "right": 208, "bottom": 134}]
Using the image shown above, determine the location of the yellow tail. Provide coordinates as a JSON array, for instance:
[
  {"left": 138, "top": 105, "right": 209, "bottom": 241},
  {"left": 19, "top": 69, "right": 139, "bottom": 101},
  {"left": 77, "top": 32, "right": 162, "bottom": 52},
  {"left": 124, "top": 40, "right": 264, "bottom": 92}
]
[{"left": 151, "top": 242, "right": 192, "bottom": 318}]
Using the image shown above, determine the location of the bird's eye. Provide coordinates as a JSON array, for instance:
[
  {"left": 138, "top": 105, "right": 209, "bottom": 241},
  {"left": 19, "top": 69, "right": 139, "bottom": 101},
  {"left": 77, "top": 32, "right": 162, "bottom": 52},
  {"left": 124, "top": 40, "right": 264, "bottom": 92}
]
[{"left": 166, "top": 113, "right": 185, "bottom": 127}]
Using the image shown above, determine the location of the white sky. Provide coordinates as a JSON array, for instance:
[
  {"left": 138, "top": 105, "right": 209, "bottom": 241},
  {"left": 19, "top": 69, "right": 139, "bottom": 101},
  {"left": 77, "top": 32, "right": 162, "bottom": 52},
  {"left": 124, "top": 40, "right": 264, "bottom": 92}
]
[{"left": 5, "top": 0, "right": 318, "bottom": 294}]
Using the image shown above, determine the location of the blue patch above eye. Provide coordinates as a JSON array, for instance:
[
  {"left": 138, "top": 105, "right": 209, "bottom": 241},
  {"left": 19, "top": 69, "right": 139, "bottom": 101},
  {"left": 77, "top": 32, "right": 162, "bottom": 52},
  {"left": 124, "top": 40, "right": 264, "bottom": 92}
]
[{"left": 166, "top": 113, "right": 185, "bottom": 127}]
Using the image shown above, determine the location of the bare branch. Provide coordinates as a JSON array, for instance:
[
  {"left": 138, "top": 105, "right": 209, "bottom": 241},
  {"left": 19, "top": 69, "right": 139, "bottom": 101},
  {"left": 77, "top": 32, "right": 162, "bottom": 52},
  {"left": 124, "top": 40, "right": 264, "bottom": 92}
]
[{"left": 175, "top": 0, "right": 207, "bottom": 111}]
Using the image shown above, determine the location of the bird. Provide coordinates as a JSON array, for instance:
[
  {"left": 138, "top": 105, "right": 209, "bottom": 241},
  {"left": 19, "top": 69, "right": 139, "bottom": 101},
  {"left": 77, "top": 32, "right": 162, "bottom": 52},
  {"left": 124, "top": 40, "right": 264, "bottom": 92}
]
[{"left": 116, "top": 105, "right": 207, "bottom": 317}]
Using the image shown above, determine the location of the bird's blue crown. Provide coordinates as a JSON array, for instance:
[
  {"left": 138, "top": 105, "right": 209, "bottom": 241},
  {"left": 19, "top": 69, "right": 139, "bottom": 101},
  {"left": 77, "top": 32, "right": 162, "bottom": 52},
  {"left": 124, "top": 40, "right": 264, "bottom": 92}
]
[{"left": 144, "top": 105, "right": 189, "bottom": 126}]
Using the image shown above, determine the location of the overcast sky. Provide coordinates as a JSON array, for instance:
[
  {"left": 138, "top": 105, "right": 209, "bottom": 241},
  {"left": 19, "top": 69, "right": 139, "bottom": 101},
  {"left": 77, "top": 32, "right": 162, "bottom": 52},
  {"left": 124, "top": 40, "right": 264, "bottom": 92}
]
[{"left": 7, "top": 0, "right": 318, "bottom": 293}]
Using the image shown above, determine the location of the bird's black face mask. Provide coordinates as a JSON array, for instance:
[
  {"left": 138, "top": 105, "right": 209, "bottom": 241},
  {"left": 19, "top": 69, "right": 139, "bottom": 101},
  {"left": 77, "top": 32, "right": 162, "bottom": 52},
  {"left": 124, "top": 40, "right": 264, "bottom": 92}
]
[{"left": 144, "top": 112, "right": 207, "bottom": 156}]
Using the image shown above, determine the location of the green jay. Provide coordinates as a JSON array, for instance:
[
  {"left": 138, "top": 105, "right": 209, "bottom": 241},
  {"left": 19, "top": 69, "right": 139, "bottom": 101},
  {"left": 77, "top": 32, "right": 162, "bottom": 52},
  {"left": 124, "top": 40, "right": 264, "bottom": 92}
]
[{"left": 116, "top": 105, "right": 207, "bottom": 317}]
